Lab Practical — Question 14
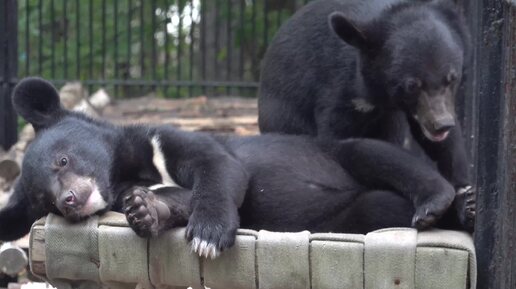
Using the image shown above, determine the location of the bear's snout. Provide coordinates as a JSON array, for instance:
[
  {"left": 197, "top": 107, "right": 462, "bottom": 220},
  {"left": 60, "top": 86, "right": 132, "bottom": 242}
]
[
  {"left": 56, "top": 175, "right": 103, "bottom": 220},
  {"left": 414, "top": 90, "right": 456, "bottom": 142},
  {"left": 61, "top": 190, "right": 78, "bottom": 208},
  {"left": 432, "top": 118, "right": 455, "bottom": 135}
]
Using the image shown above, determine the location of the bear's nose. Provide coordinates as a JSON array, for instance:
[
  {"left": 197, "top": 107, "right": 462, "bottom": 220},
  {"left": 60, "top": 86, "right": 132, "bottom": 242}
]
[
  {"left": 433, "top": 123, "right": 454, "bottom": 135},
  {"left": 61, "top": 191, "right": 77, "bottom": 207},
  {"left": 433, "top": 118, "right": 455, "bottom": 134}
]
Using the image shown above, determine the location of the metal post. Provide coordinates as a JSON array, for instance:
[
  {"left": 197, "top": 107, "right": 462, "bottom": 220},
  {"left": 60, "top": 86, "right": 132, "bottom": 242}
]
[
  {"left": 0, "top": 0, "right": 18, "bottom": 151},
  {"left": 472, "top": 1, "right": 516, "bottom": 288}
]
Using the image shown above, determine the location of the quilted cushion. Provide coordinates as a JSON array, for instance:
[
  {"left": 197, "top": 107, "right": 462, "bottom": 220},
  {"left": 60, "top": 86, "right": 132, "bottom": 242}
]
[{"left": 29, "top": 212, "right": 476, "bottom": 289}]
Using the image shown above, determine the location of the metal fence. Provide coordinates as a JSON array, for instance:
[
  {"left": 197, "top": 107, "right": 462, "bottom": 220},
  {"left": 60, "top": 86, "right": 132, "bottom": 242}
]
[{"left": 18, "top": 0, "right": 311, "bottom": 98}]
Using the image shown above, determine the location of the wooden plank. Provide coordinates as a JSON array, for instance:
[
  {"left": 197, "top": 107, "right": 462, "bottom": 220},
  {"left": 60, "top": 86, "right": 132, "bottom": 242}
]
[
  {"left": 472, "top": 1, "right": 516, "bottom": 289},
  {"left": 30, "top": 226, "right": 46, "bottom": 276}
]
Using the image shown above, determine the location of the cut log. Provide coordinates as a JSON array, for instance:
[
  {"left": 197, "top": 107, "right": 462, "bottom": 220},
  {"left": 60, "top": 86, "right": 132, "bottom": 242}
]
[
  {"left": 0, "top": 243, "right": 28, "bottom": 276},
  {"left": 28, "top": 227, "right": 45, "bottom": 278}
]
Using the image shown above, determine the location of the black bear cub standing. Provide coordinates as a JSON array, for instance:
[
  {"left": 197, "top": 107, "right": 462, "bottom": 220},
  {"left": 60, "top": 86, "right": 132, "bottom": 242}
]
[
  {"left": 0, "top": 78, "right": 467, "bottom": 258},
  {"left": 259, "top": 0, "right": 475, "bottom": 230}
]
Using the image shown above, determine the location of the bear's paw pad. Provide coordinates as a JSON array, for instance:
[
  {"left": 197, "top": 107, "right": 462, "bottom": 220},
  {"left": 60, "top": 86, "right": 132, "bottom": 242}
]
[{"left": 123, "top": 187, "right": 169, "bottom": 238}]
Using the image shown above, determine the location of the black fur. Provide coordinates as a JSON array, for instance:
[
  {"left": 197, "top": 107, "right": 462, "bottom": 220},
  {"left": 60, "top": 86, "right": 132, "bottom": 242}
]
[
  {"left": 258, "top": 0, "right": 475, "bottom": 230},
  {"left": 0, "top": 78, "right": 466, "bottom": 258}
]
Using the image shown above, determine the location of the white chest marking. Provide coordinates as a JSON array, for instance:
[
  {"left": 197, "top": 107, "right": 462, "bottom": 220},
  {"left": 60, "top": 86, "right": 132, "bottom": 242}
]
[
  {"left": 352, "top": 98, "right": 375, "bottom": 112},
  {"left": 403, "top": 136, "right": 411, "bottom": 150},
  {"left": 80, "top": 179, "right": 108, "bottom": 216},
  {"left": 149, "top": 183, "right": 172, "bottom": 191},
  {"left": 151, "top": 136, "right": 180, "bottom": 187}
]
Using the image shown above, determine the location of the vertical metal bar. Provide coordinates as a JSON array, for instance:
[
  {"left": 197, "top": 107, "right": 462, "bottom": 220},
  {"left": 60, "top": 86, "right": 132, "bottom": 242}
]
[
  {"left": 239, "top": 0, "right": 244, "bottom": 95},
  {"left": 6, "top": 0, "right": 17, "bottom": 88},
  {"left": 63, "top": 0, "right": 68, "bottom": 79},
  {"left": 177, "top": 0, "right": 183, "bottom": 97},
  {"left": 251, "top": 0, "right": 257, "bottom": 80},
  {"left": 139, "top": 0, "right": 145, "bottom": 85},
  {"left": 264, "top": 0, "right": 269, "bottom": 50},
  {"left": 127, "top": 0, "right": 132, "bottom": 86},
  {"left": 226, "top": 0, "right": 232, "bottom": 95},
  {"left": 201, "top": 0, "right": 206, "bottom": 95},
  {"left": 164, "top": 0, "right": 170, "bottom": 96},
  {"left": 0, "top": 1, "right": 5, "bottom": 89},
  {"left": 458, "top": 0, "right": 479, "bottom": 182},
  {"left": 114, "top": 0, "right": 119, "bottom": 97},
  {"left": 0, "top": 0, "right": 18, "bottom": 150},
  {"left": 76, "top": 0, "right": 80, "bottom": 78},
  {"left": 151, "top": 0, "right": 157, "bottom": 92},
  {"left": 214, "top": 0, "right": 219, "bottom": 95},
  {"left": 51, "top": 0, "right": 55, "bottom": 79},
  {"left": 89, "top": 0, "right": 93, "bottom": 91},
  {"left": 189, "top": 0, "right": 194, "bottom": 97},
  {"left": 102, "top": 0, "right": 106, "bottom": 80},
  {"left": 38, "top": 0, "right": 42, "bottom": 75},
  {"left": 25, "top": 0, "right": 30, "bottom": 75}
]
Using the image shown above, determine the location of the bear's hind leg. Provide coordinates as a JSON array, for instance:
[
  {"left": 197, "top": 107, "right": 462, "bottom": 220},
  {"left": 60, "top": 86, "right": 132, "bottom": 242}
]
[
  {"left": 329, "top": 139, "right": 456, "bottom": 229},
  {"left": 338, "top": 190, "right": 414, "bottom": 234}
]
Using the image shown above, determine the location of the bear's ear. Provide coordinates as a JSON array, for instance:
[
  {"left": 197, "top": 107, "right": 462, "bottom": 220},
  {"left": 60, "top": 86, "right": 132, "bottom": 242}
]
[
  {"left": 329, "top": 12, "right": 373, "bottom": 51},
  {"left": 12, "top": 77, "right": 64, "bottom": 130}
]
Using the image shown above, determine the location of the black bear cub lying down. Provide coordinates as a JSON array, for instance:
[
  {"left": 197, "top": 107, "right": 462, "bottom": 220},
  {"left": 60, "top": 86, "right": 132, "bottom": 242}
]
[{"left": 0, "top": 78, "right": 471, "bottom": 259}]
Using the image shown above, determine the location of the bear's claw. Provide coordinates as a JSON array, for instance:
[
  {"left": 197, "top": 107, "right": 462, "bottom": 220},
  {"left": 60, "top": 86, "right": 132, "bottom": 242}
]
[
  {"left": 190, "top": 237, "right": 220, "bottom": 259},
  {"left": 185, "top": 204, "right": 238, "bottom": 259},
  {"left": 455, "top": 186, "right": 476, "bottom": 232}
]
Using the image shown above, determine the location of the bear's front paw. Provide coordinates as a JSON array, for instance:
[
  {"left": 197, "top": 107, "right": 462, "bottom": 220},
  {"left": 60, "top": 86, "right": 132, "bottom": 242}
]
[
  {"left": 454, "top": 186, "right": 476, "bottom": 232},
  {"left": 412, "top": 184, "right": 455, "bottom": 230},
  {"left": 123, "top": 187, "right": 171, "bottom": 238},
  {"left": 185, "top": 205, "right": 238, "bottom": 259}
]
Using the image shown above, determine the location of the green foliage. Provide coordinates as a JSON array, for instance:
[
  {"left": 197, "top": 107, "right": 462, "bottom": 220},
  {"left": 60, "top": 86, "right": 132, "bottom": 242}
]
[{"left": 17, "top": 117, "right": 27, "bottom": 133}]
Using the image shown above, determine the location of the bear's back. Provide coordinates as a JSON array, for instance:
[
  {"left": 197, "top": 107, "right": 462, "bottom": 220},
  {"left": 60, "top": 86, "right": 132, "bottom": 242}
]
[{"left": 258, "top": 0, "right": 404, "bottom": 135}]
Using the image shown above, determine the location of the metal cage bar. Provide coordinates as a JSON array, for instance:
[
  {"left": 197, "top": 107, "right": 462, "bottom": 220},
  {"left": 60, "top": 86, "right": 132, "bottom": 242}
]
[
  {"left": 0, "top": 0, "right": 18, "bottom": 150},
  {"left": 11, "top": 1, "right": 296, "bottom": 101}
]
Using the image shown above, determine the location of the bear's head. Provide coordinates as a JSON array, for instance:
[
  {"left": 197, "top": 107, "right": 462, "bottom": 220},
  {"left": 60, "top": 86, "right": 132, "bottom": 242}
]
[
  {"left": 329, "top": 0, "right": 469, "bottom": 142},
  {"left": 12, "top": 77, "right": 114, "bottom": 221}
]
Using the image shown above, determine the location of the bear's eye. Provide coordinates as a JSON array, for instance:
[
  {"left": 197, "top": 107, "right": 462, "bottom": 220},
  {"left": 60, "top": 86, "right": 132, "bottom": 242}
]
[
  {"left": 58, "top": 157, "right": 68, "bottom": 167},
  {"left": 445, "top": 70, "right": 458, "bottom": 85},
  {"left": 404, "top": 78, "right": 422, "bottom": 94}
]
